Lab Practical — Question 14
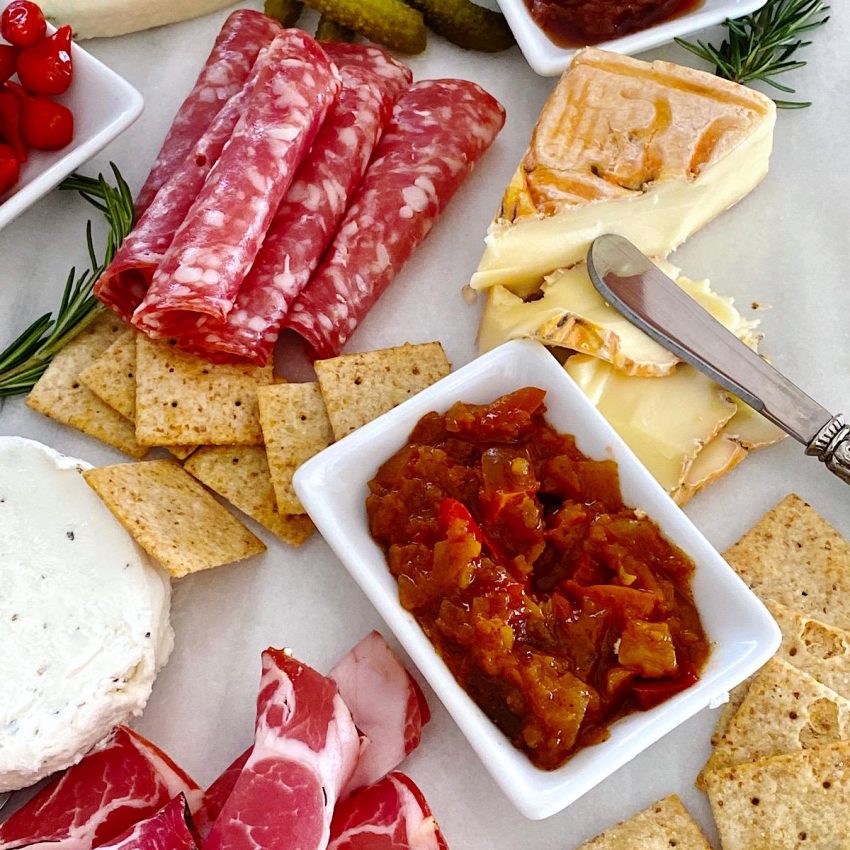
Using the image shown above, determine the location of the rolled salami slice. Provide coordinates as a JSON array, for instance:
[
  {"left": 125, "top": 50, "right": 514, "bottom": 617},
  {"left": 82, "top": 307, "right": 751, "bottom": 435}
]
[
  {"left": 134, "top": 9, "right": 280, "bottom": 216},
  {"left": 176, "top": 45, "right": 411, "bottom": 364},
  {"left": 131, "top": 30, "right": 340, "bottom": 341},
  {"left": 284, "top": 79, "right": 506, "bottom": 359}
]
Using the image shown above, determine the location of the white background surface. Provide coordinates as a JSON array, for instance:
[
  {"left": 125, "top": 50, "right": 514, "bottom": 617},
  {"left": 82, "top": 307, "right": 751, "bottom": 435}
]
[{"left": 0, "top": 3, "right": 848, "bottom": 847}]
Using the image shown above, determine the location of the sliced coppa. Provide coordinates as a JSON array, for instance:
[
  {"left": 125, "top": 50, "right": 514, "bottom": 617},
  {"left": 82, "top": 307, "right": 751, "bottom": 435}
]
[
  {"left": 330, "top": 631, "right": 430, "bottom": 796},
  {"left": 204, "top": 648, "right": 360, "bottom": 850},
  {"left": 97, "top": 795, "right": 198, "bottom": 850},
  {"left": 284, "top": 79, "right": 506, "bottom": 359},
  {"left": 176, "top": 46, "right": 412, "bottom": 364},
  {"left": 328, "top": 772, "right": 449, "bottom": 850},
  {"left": 193, "top": 749, "right": 250, "bottom": 840},
  {"left": 0, "top": 726, "right": 200, "bottom": 850},
  {"left": 131, "top": 30, "right": 340, "bottom": 341},
  {"left": 134, "top": 9, "right": 281, "bottom": 216}
]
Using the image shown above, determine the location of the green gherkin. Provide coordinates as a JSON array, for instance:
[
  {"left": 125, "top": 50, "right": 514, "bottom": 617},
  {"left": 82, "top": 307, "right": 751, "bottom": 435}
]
[
  {"left": 406, "top": 0, "right": 515, "bottom": 52},
  {"left": 301, "top": 0, "right": 427, "bottom": 53},
  {"left": 315, "top": 15, "right": 355, "bottom": 42},
  {"left": 263, "top": 0, "right": 304, "bottom": 27}
]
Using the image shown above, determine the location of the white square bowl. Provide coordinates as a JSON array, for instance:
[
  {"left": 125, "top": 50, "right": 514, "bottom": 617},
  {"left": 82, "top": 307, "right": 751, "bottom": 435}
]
[
  {"left": 294, "top": 338, "right": 780, "bottom": 820},
  {"left": 498, "top": 0, "right": 768, "bottom": 76},
  {"left": 0, "top": 18, "right": 143, "bottom": 229}
]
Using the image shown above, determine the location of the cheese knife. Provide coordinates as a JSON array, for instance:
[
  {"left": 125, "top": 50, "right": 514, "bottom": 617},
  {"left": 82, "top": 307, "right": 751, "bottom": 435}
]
[{"left": 586, "top": 234, "right": 850, "bottom": 484}]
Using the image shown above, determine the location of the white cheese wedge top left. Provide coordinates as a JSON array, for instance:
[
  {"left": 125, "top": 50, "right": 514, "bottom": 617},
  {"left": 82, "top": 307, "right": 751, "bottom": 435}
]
[{"left": 0, "top": 437, "right": 173, "bottom": 792}]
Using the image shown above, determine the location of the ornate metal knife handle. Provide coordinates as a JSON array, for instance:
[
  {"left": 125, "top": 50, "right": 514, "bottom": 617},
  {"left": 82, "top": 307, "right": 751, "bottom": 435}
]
[{"left": 806, "top": 415, "right": 850, "bottom": 484}]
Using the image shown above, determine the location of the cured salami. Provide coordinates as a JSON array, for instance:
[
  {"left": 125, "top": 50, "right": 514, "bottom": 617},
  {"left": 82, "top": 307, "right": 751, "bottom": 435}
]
[
  {"left": 132, "top": 30, "right": 340, "bottom": 341},
  {"left": 134, "top": 9, "right": 280, "bottom": 216},
  {"left": 176, "top": 45, "right": 411, "bottom": 364},
  {"left": 284, "top": 79, "right": 506, "bottom": 359}
]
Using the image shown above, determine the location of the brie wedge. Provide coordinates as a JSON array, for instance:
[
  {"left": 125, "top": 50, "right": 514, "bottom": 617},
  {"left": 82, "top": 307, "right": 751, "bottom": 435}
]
[
  {"left": 472, "top": 48, "right": 776, "bottom": 294},
  {"left": 0, "top": 437, "right": 173, "bottom": 792}
]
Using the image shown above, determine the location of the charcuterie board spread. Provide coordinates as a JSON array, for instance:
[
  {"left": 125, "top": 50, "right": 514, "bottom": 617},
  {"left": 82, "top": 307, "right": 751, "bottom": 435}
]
[{"left": 0, "top": 1, "right": 848, "bottom": 848}]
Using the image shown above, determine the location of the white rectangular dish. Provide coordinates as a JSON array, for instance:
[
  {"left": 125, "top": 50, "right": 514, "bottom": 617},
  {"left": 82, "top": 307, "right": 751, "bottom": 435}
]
[
  {"left": 497, "top": 0, "right": 769, "bottom": 75},
  {"left": 294, "top": 338, "right": 780, "bottom": 820}
]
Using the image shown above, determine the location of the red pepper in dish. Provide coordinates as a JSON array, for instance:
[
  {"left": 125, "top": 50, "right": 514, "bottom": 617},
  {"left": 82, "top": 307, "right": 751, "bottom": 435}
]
[
  {"left": 1, "top": 1, "right": 46, "bottom": 49},
  {"left": 0, "top": 142, "right": 20, "bottom": 194},
  {"left": 7, "top": 80, "right": 73, "bottom": 150},
  {"left": 0, "top": 45, "right": 18, "bottom": 84},
  {"left": 0, "top": 90, "right": 25, "bottom": 161},
  {"left": 16, "top": 24, "right": 73, "bottom": 96}
]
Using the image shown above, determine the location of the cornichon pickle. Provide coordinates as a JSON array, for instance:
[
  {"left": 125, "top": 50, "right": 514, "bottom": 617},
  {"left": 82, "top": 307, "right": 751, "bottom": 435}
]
[
  {"left": 264, "top": 0, "right": 304, "bottom": 27},
  {"left": 315, "top": 15, "right": 355, "bottom": 42},
  {"left": 406, "top": 0, "right": 515, "bottom": 52},
  {"left": 301, "top": 0, "right": 426, "bottom": 53}
]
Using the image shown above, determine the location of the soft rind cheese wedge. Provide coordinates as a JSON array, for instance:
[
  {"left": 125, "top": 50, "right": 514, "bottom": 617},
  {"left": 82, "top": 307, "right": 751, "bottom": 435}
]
[
  {"left": 0, "top": 437, "right": 173, "bottom": 792},
  {"left": 472, "top": 48, "right": 776, "bottom": 294}
]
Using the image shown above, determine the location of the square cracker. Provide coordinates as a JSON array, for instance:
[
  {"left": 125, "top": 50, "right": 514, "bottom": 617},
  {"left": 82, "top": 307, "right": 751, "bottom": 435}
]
[
  {"left": 84, "top": 459, "right": 265, "bottom": 577},
  {"left": 315, "top": 342, "right": 451, "bottom": 441},
  {"left": 724, "top": 494, "right": 850, "bottom": 629},
  {"left": 699, "top": 657, "right": 850, "bottom": 787},
  {"left": 135, "top": 336, "right": 272, "bottom": 447},
  {"left": 26, "top": 313, "right": 147, "bottom": 458},
  {"left": 184, "top": 447, "right": 314, "bottom": 546},
  {"left": 257, "top": 383, "right": 333, "bottom": 515},
  {"left": 705, "top": 741, "right": 850, "bottom": 850},
  {"left": 576, "top": 796, "right": 710, "bottom": 850}
]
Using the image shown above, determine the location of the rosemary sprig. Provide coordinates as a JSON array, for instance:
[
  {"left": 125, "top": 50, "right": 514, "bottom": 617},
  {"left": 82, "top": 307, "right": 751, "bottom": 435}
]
[
  {"left": 0, "top": 163, "right": 135, "bottom": 398},
  {"left": 676, "top": 0, "right": 830, "bottom": 109}
]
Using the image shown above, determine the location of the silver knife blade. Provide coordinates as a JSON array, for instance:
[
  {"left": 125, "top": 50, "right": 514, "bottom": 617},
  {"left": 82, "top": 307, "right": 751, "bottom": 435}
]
[{"left": 586, "top": 234, "right": 831, "bottom": 445}]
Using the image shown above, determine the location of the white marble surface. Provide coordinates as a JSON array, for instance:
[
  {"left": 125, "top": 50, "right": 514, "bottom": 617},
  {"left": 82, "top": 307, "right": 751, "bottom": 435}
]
[{"left": 1, "top": 4, "right": 848, "bottom": 847}]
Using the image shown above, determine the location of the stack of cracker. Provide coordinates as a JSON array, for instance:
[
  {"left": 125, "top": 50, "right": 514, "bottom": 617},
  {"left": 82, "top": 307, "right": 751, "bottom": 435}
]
[
  {"left": 699, "top": 494, "right": 850, "bottom": 850},
  {"left": 25, "top": 314, "right": 450, "bottom": 577}
]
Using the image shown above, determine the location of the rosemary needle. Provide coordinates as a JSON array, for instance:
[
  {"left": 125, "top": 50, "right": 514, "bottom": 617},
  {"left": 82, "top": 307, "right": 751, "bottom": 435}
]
[
  {"left": 0, "top": 163, "right": 135, "bottom": 398},
  {"left": 676, "top": 0, "right": 830, "bottom": 109}
]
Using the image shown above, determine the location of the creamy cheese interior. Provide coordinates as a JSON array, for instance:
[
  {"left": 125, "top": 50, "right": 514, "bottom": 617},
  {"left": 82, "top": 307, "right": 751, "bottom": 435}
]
[{"left": 0, "top": 437, "right": 173, "bottom": 792}]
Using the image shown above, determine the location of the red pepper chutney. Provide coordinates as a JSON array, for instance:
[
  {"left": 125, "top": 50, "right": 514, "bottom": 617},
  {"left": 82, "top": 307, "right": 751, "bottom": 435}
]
[
  {"left": 366, "top": 388, "right": 709, "bottom": 770},
  {"left": 524, "top": 0, "right": 702, "bottom": 47}
]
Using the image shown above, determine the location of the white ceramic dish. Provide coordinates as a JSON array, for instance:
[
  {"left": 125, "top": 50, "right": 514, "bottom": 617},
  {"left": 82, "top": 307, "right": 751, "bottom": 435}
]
[
  {"left": 0, "top": 17, "right": 143, "bottom": 230},
  {"left": 294, "top": 338, "right": 780, "bottom": 820},
  {"left": 497, "top": 0, "right": 768, "bottom": 76}
]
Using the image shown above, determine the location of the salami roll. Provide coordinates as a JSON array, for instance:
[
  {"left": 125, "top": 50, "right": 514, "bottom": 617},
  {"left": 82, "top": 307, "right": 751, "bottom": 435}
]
[
  {"left": 134, "top": 9, "right": 280, "bottom": 216},
  {"left": 177, "top": 45, "right": 412, "bottom": 364},
  {"left": 131, "top": 30, "right": 340, "bottom": 340},
  {"left": 284, "top": 79, "right": 506, "bottom": 359}
]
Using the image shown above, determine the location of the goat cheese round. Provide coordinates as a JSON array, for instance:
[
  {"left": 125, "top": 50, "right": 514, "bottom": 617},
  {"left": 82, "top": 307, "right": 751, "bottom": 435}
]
[{"left": 0, "top": 437, "right": 173, "bottom": 792}]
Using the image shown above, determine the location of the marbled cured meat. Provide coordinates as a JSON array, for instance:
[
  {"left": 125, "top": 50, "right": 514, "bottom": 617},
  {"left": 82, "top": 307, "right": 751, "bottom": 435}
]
[
  {"left": 192, "top": 749, "right": 250, "bottom": 840},
  {"left": 327, "top": 773, "right": 448, "bottom": 850},
  {"left": 0, "top": 726, "right": 200, "bottom": 850},
  {"left": 95, "top": 51, "right": 267, "bottom": 322},
  {"left": 330, "top": 631, "right": 430, "bottom": 796},
  {"left": 97, "top": 795, "right": 198, "bottom": 850},
  {"left": 132, "top": 30, "right": 340, "bottom": 341},
  {"left": 177, "top": 45, "right": 411, "bottom": 364},
  {"left": 203, "top": 649, "right": 359, "bottom": 850},
  {"left": 134, "top": 9, "right": 280, "bottom": 216},
  {"left": 284, "top": 79, "right": 505, "bottom": 359}
]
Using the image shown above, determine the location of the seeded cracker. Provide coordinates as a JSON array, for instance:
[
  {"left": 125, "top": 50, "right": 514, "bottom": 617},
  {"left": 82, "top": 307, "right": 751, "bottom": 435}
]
[
  {"left": 315, "top": 342, "right": 451, "bottom": 440},
  {"left": 26, "top": 314, "right": 147, "bottom": 458},
  {"left": 83, "top": 460, "right": 265, "bottom": 577},
  {"left": 184, "top": 447, "right": 314, "bottom": 546},
  {"left": 257, "top": 383, "right": 333, "bottom": 515},
  {"left": 724, "top": 493, "right": 850, "bottom": 629},
  {"left": 705, "top": 740, "right": 850, "bottom": 850},
  {"left": 135, "top": 336, "right": 273, "bottom": 446},
  {"left": 575, "top": 795, "right": 710, "bottom": 849}
]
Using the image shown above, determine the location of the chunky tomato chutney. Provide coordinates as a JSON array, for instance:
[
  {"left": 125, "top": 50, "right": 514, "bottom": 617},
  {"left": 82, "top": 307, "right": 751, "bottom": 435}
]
[{"left": 366, "top": 388, "right": 709, "bottom": 770}]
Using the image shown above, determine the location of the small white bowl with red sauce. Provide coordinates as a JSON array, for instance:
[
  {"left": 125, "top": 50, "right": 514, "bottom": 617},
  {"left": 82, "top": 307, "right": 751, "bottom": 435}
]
[
  {"left": 498, "top": 0, "right": 769, "bottom": 76},
  {"left": 293, "top": 338, "right": 779, "bottom": 820}
]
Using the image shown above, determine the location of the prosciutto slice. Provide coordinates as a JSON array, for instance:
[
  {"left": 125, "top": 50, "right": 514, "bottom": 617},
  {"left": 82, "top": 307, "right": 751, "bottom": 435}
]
[
  {"left": 135, "top": 9, "right": 280, "bottom": 215},
  {"left": 330, "top": 631, "right": 430, "bottom": 796},
  {"left": 132, "top": 30, "right": 340, "bottom": 341},
  {"left": 175, "top": 45, "right": 412, "bottom": 364},
  {"left": 328, "top": 773, "right": 448, "bottom": 850},
  {"left": 203, "top": 649, "right": 359, "bottom": 850},
  {"left": 284, "top": 79, "right": 505, "bottom": 359},
  {"left": 0, "top": 726, "right": 200, "bottom": 850},
  {"left": 97, "top": 796, "right": 198, "bottom": 850}
]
